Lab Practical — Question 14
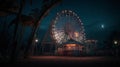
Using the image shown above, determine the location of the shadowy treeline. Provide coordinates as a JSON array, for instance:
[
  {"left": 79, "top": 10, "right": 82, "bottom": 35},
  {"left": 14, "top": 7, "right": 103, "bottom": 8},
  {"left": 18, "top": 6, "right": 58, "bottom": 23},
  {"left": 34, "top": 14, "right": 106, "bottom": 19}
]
[{"left": 95, "top": 30, "right": 120, "bottom": 56}]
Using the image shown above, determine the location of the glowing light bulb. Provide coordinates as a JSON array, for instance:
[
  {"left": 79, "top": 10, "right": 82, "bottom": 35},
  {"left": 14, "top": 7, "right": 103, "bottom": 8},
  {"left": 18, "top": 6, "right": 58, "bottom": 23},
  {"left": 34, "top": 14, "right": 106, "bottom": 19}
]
[
  {"left": 74, "top": 32, "right": 79, "bottom": 37},
  {"left": 114, "top": 40, "right": 118, "bottom": 45},
  {"left": 35, "top": 39, "right": 38, "bottom": 43}
]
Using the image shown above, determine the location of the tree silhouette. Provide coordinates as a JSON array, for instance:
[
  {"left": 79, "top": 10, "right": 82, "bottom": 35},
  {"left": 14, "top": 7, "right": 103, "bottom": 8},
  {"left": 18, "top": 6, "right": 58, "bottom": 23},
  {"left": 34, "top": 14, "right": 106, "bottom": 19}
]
[
  {"left": 0, "top": 0, "right": 61, "bottom": 61},
  {"left": 0, "top": 0, "right": 19, "bottom": 60},
  {"left": 0, "top": 0, "right": 19, "bottom": 16},
  {"left": 0, "top": 16, "right": 10, "bottom": 60},
  {"left": 8, "top": 0, "right": 33, "bottom": 62}
]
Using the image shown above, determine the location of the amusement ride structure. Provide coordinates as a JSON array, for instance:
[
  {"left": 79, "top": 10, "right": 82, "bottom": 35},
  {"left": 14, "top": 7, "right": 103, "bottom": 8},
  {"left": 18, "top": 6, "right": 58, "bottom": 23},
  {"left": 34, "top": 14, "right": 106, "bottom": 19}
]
[
  {"left": 41, "top": 10, "right": 97, "bottom": 56},
  {"left": 51, "top": 10, "right": 86, "bottom": 45}
]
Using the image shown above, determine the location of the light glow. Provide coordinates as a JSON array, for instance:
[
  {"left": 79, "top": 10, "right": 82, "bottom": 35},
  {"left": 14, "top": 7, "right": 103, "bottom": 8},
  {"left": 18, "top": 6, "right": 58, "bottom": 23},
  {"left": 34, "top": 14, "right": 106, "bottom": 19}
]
[
  {"left": 66, "top": 44, "right": 76, "bottom": 47},
  {"left": 114, "top": 40, "right": 118, "bottom": 45},
  {"left": 35, "top": 39, "right": 38, "bottom": 43},
  {"left": 101, "top": 24, "right": 104, "bottom": 28},
  {"left": 74, "top": 32, "right": 79, "bottom": 37}
]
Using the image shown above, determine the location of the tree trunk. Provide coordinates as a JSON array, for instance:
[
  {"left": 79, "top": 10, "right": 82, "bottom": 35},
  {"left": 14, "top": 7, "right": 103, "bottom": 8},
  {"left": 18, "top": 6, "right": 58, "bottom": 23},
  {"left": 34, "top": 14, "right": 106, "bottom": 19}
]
[{"left": 10, "top": 0, "right": 24, "bottom": 62}]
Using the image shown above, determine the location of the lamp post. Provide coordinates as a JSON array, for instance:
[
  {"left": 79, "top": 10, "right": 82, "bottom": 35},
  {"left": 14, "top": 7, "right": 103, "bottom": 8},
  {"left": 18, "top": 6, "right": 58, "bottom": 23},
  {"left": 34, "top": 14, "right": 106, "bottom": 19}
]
[
  {"left": 114, "top": 40, "right": 118, "bottom": 56},
  {"left": 35, "top": 38, "right": 39, "bottom": 55},
  {"left": 31, "top": 38, "right": 39, "bottom": 56}
]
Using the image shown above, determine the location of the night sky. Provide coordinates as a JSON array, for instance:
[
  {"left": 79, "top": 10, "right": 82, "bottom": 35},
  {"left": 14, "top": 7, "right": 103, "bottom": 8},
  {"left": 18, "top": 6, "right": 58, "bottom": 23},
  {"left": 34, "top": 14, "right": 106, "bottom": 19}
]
[
  {"left": 1, "top": 0, "right": 120, "bottom": 44},
  {"left": 35, "top": 0, "right": 120, "bottom": 42}
]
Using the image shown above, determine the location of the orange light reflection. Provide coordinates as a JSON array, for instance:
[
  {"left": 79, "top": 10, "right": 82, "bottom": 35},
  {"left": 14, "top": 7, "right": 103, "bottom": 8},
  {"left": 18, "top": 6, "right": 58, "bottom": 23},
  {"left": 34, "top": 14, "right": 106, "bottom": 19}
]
[{"left": 66, "top": 44, "right": 76, "bottom": 47}]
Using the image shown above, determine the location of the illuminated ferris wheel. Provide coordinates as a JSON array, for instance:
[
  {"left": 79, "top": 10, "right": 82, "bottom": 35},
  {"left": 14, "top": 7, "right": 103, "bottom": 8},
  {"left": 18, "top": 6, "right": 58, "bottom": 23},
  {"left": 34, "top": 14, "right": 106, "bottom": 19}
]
[{"left": 50, "top": 10, "right": 86, "bottom": 46}]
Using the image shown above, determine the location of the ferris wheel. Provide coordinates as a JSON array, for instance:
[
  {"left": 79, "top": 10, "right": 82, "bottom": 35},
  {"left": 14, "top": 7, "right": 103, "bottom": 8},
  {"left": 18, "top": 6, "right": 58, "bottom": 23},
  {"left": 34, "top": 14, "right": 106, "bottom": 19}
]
[{"left": 50, "top": 10, "right": 86, "bottom": 46}]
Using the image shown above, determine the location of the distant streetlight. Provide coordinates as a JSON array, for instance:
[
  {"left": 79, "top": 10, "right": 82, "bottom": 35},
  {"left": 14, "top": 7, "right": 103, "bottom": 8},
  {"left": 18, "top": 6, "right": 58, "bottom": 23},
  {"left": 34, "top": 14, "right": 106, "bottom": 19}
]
[
  {"left": 114, "top": 40, "right": 118, "bottom": 45},
  {"left": 113, "top": 40, "right": 119, "bottom": 56},
  {"left": 35, "top": 38, "right": 38, "bottom": 43}
]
